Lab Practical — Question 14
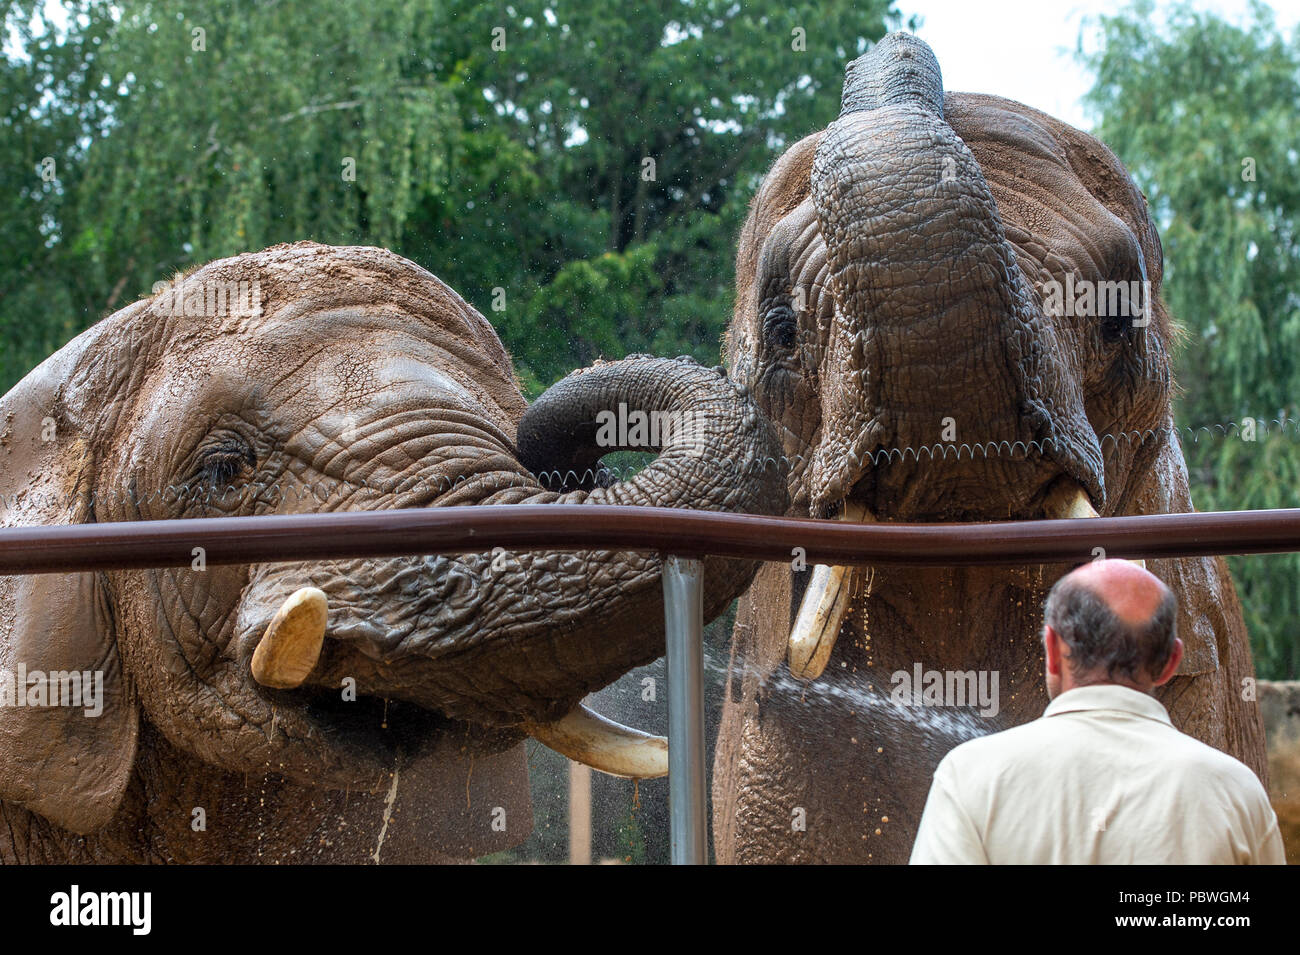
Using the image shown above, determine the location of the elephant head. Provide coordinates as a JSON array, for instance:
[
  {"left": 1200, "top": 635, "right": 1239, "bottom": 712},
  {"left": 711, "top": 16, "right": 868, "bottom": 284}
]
[
  {"left": 0, "top": 241, "right": 786, "bottom": 860},
  {"left": 716, "top": 34, "right": 1264, "bottom": 863},
  {"left": 730, "top": 32, "right": 1178, "bottom": 519},
  {"left": 727, "top": 32, "right": 1185, "bottom": 677}
]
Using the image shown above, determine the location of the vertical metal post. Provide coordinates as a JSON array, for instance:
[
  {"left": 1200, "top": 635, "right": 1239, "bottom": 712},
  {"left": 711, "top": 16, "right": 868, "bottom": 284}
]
[{"left": 663, "top": 555, "right": 707, "bottom": 865}]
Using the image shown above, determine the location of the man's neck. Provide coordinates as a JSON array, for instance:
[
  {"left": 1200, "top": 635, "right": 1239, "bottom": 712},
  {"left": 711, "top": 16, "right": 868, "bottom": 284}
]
[{"left": 1060, "top": 676, "right": 1153, "bottom": 696}]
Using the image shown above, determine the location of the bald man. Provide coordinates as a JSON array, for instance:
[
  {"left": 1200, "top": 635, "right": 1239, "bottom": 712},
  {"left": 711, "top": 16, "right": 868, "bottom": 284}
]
[{"left": 909, "top": 559, "right": 1285, "bottom": 864}]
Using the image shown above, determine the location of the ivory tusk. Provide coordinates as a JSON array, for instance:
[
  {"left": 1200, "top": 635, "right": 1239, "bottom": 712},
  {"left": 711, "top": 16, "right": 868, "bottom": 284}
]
[
  {"left": 787, "top": 501, "right": 873, "bottom": 681},
  {"left": 1043, "top": 480, "right": 1145, "bottom": 569},
  {"left": 251, "top": 587, "right": 329, "bottom": 689},
  {"left": 525, "top": 703, "right": 668, "bottom": 779},
  {"left": 1043, "top": 479, "right": 1101, "bottom": 521}
]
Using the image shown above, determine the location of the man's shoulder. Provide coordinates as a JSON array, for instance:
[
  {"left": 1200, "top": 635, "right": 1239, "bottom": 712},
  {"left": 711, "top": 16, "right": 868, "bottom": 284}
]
[
  {"left": 935, "top": 716, "right": 1060, "bottom": 774},
  {"left": 1162, "top": 728, "right": 1270, "bottom": 794},
  {"left": 936, "top": 707, "right": 1268, "bottom": 801}
]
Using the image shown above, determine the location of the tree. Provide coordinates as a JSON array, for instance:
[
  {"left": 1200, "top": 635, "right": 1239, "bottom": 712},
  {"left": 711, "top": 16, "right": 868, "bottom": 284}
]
[
  {"left": 1, "top": 0, "right": 457, "bottom": 393},
  {"left": 2, "top": 0, "right": 900, "bottom": 395},
  {"left": 1081, "top": 0, "right": 1300, "bottom": 678},
  {"left": 1, "top": 0, "right": 116, "bottom": 387},
  {"left": 409, "top": 1, "right": 900, "bottom": 390}
]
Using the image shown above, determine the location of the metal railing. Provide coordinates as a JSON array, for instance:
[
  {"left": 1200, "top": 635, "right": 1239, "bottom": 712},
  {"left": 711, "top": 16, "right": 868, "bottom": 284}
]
[
  {"left": 6, "top": 504, "right": 1300, "bottom": 573},
  {"left": 4, "top": 503, "right": 1300, "bottom": 864}
]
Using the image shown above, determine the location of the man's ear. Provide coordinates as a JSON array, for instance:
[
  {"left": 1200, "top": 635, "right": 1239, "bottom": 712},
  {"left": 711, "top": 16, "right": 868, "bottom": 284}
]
[
  {"left": 1123, "top": 422, "right": 1224, "bottom": 677},
  {"left": 1043, "top": 626, "right": 1063, "bottom": 676},
  {"left": 1152, "top": 638, "right": 1185, "bottom": 688},
  {"left": 0, "top": 328, "right": 140, "bottom": 834}
]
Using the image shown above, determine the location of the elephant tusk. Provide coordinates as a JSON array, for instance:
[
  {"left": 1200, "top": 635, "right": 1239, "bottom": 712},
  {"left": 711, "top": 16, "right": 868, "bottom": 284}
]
[
  {"left": 525, "top": 704, "right": 668, "bottom": 779},
  {"left": 1043, "top": 480, "right": 1145, "bottom": 569},
  {"left": 787, "top": 501, "right": 873, "bottom": 681},
  {"left": 251, "top": 587, "right": 329, "bottom": 689},
  {"left": 1043, "top": 478, "right": 1102, "bottom": 521}
]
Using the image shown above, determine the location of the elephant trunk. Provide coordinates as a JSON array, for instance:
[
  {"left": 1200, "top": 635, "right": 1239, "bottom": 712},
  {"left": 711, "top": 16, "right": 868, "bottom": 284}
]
[
  {"left": 808, "top": 32, "right": 1103, "bottom": 520},
  {"left": 503, "top": 354, "right": 787, "bottom": 705},
  {"left": 238, "top": 356, "right": 786, "bottom": 739},
  {"left": 516, "top": 354, "right": 782, "bottom": 515}
]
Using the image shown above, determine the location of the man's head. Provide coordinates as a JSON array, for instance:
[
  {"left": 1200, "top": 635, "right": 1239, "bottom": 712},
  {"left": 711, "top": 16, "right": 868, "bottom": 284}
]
[{"left": 1041, "top": 559, "right": 1183, "bottom": 698}]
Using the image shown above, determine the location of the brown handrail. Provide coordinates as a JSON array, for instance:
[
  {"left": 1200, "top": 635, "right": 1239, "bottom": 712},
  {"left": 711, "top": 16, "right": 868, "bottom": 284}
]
[{"left": 2, "top": 505, "right": 1300, "bottom": 575}]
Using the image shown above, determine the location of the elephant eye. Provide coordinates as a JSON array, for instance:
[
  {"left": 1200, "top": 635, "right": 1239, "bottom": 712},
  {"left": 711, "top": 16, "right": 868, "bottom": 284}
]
[
  {"left": 1099, "top": 310, "right": 1128, "bottom": 345},
  {"left": 763, "top": 302, "right": 798, "bottom": 350},
  {"left": 196, "top": 437, "right": 255, "bottom": 487}
]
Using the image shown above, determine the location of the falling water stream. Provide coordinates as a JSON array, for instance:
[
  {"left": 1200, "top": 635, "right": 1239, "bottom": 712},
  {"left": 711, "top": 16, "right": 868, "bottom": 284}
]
[{"left": 503, "top": 621, "right": 997, "bottom": 863}]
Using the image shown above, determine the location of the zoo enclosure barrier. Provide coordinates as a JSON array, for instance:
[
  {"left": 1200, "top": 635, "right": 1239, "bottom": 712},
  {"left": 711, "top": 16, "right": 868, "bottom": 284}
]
[{"left": 4, "top": 504, "right": 1300, "bottom": 864}]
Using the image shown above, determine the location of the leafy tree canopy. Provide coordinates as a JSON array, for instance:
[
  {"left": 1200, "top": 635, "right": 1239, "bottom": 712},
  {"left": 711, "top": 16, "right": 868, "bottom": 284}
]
[
  {"left": 1, "top": 0, "right": 897, "bottom": 392},
  {"left": 1082, "top": 0, "right": 1300, "bottom": 677}
]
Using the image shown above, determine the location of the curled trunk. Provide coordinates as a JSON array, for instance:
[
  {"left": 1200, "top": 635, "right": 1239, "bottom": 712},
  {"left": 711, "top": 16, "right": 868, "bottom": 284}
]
[{"left": 240, "top": 356, "right": 787, "bottom": 727}]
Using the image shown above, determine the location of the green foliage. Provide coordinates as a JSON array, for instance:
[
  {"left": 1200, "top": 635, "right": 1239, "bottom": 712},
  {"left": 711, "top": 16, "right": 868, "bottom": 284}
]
[
  {"left": 2, "top": 0, "right": 456, "bottom": 386},
  {"left": 613, "top": 802, "right": 647, "bottom": 865},
  {"left": 407, "top": 0, "right": 900, "bottom": 390},
  {"left": 1, "top": 0, "right": 897, "bottom": 395},
  {"left": 1081, "top": 0, "right": 1300, "bottom": 677},
  {"left": 1, "top": 0, "right": 115, "bottom": 386}
]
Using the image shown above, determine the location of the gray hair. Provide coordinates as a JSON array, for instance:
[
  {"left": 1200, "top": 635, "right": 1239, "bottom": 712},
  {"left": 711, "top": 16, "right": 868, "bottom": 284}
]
[{"left": 1043, "top": 573, "right": 1178, "bottom": 681}]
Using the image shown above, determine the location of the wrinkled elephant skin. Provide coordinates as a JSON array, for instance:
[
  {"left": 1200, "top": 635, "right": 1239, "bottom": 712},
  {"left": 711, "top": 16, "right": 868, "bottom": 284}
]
[
  {"left": 0, "top": 241, "right": 787, "bottom": 863},
  {"left": 715, "top": 34, "right": 1267, "bottom": 864}
]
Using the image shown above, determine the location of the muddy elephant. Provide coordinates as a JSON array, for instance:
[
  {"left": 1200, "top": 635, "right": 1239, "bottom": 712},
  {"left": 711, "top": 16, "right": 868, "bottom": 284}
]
[
  {"left": 0, "top": 241, "right": 786, "bottom": 863},
  {"left": 713, "top": 34, "right": 1267, "bottom": 864}
]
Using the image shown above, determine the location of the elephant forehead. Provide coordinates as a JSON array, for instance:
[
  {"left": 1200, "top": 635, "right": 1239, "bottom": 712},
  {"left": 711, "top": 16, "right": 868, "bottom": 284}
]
[
  {"left": 254, "top": 314, "right": 526, "bottom": 425},
  {"left": 319, "top": 354, "right": 499, "bottom": 420},
  {"left": 946, "top": 93, "right": 1146, "bottom": 283},
  {"left": 138, "top": 324, "right": 509, "bottom": 413},
  {"left": 279, "top": 349, "right": 484, "bottom": 411}
]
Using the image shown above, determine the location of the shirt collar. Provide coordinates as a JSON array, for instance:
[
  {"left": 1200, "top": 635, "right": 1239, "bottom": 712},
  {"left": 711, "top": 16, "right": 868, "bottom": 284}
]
[{"left": 1043, "top": 683, "right": 1173, "bottom": 726}]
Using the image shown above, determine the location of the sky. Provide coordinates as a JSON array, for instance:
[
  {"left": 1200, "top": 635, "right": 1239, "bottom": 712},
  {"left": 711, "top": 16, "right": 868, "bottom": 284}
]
[{"left": 895, "top": 0, "right": 1300, "bottom": 130}]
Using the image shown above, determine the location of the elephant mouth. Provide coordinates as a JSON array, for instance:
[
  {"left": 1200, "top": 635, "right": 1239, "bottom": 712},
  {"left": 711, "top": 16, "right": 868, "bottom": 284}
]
[
  {"left": 230, "top": 591, "right": 455, "bottom": 766},
  {"left": 239, "top": 586, "right": 670, "bottom": 780},
  {"left": 788, "top": 477, "right": 1127, "bottom": 681},
  {"left": 810, "top": 419, "right": 1108, "bottom": 526},
  {"left": 296, "top": 685, "right": 452, "bottom": 759}
]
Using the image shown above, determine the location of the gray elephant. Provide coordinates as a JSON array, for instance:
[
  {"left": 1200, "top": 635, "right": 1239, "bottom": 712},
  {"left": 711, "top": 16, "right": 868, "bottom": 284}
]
[
  {"left": 0, "top": 241, "right": 786, "bottom": 863},
  {"left": 714, "top": 34, "right": 1266, "bottom": 863}
]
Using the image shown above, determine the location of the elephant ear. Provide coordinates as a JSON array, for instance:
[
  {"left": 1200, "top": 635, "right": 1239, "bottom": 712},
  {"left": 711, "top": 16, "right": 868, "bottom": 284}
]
[
  {"left": 1124, "top": 422, "right": 1221, "bottom": 676},
  {"left": 0, "top": 322, "right": 140, "bottom": 833}
]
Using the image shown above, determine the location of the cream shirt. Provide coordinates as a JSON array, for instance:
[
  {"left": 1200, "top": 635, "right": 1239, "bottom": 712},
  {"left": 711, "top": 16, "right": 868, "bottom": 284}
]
[{"left": 909, "top": 683, "right": 1285, "bottom": 865}]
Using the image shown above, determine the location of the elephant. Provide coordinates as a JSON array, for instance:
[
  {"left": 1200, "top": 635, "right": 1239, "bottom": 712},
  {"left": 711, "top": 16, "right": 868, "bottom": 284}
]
[
  {"left": 713, "top": 33, "right": 1268, "bottom": 864},
  {"left": 0, "top": 240, "right": 787, "bottom": 863}
]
